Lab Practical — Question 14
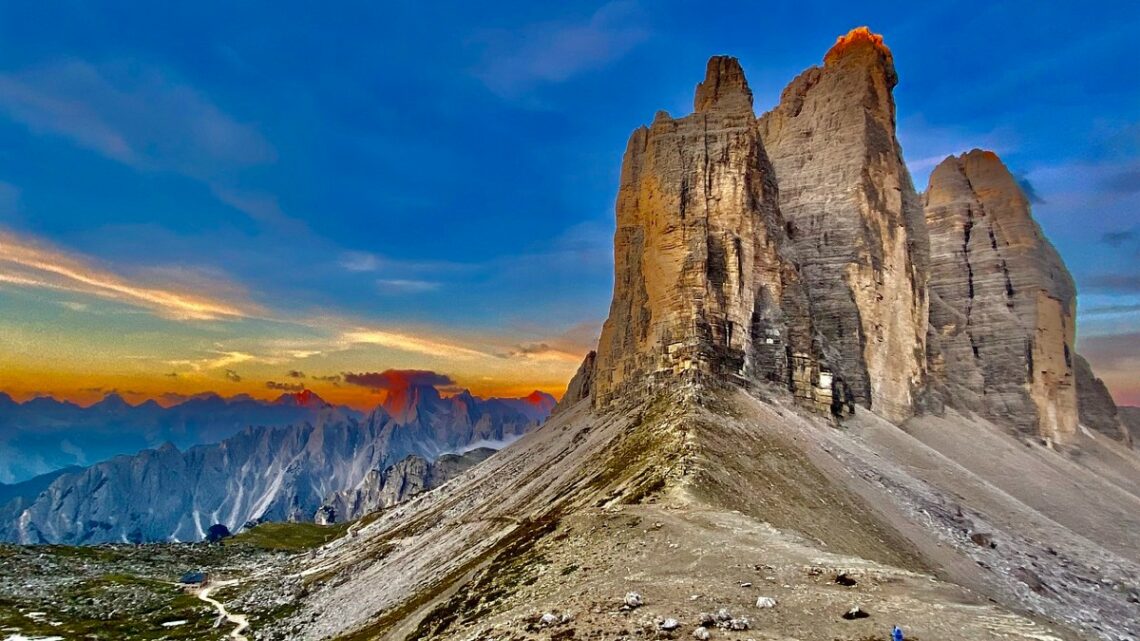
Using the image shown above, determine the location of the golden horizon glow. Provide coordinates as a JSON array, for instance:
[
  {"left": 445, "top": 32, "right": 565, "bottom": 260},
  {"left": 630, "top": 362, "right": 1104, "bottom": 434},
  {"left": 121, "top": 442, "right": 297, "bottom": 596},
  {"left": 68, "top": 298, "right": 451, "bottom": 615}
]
[{"left": 0, "top": 227, "right": 592, "bottom": 409}]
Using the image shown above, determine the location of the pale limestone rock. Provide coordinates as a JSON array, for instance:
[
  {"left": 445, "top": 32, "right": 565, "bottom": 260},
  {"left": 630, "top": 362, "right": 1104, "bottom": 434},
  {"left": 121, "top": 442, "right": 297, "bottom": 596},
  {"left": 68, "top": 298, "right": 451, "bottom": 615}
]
[
  {"left": 315, "top": 448, "right": 495, "bottom": 524},
  {"left": 1074, "top": 353, "right": 1131, "bottom": 446},
  {"left": 924, "top": 150, "right": 1078, "bottom": 442},
  {"left": 758, "top": 27, "right": 929, "bottom": 423},
  {"left": 592, "top": 56, "right": 839, "bottom": 414},
  {"left": 554, "top": 350, "right": 596, "bottom": 414},
  {"left": 1121, "top": 407, "right": 1140, "bottom": 443}
]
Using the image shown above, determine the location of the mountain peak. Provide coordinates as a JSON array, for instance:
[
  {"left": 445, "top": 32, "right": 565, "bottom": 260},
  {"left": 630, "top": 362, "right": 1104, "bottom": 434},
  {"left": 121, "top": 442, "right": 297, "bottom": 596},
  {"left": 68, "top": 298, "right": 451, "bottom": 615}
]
[
  {"left": 693, "top": 55, "right": 753, "bottom": 114},
  {"left": 275, "top": 389, "right": 327, "bottom": 408},
  {"left": 523, "top": 390, "right": 553, "bottom": 405},
  {"left": 379, "top": 384, "right": 442, "bottom": 424},
  {"left": 94, "top": 392, "right": 131, "bottom": 410},
  {"left": 823, "top": 27, "right": 896, "bottom": 85}
]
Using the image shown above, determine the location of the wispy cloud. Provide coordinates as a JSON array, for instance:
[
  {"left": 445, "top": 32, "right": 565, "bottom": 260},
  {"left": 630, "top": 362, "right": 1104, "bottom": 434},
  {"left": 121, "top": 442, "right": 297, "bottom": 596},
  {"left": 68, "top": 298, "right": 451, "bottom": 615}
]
[
  {"left": 168, "top": 350, "right": 256, "bottom": 372},
  {"left": 1101, "top": 230, "right": 1136, "bottom": 247},
  {"left": 1100, "top": 165, "right": 1140, "bottom": 195},
  {"left": 472, "top": 1, "right": 649, "bottom": 98},
  {"left": 0, "top": 59, "right": 282, "bottom": 224},
  {"left": 1080, "top": 302, "right": 1140, "bottom": 317},
  {"left": 376, "top": 278, "right": 440, "bottom": 294},
  {"left": 899, "top": 115, "right": 1019, "bottom": 186},
  {"left": 339, "top": 328, "right": 491, "bottom": 360},
  {"left": 1085, "top": 274, "right": 1140, "bottom": 293},
  {"left": 339, "top": 251, "right": 381, "bottom": 272},
  {"left": 501, "top": 341, "right": 583, "bottom": 363},
  {"left": 1, "top": 227, "right": 508, "bottom": 364},
  {"left": 0, "top": 228, "right": 253, "bottom": 320},
  {"left": 0, "top": 59, "right": 273, "bottom": 171}
]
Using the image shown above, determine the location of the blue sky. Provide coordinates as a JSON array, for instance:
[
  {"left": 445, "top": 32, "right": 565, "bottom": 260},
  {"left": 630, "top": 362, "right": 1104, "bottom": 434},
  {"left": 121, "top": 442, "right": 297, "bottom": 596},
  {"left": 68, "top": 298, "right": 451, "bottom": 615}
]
[{"left": 1, "top": 1, "right": 1138, "bottom": 405}]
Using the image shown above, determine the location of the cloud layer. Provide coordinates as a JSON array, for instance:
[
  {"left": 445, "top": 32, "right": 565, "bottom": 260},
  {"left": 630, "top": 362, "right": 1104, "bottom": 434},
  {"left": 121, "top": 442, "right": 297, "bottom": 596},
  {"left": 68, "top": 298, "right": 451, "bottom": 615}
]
[{"left": 343, "top": 369, "right": 455, "bottom": 391}]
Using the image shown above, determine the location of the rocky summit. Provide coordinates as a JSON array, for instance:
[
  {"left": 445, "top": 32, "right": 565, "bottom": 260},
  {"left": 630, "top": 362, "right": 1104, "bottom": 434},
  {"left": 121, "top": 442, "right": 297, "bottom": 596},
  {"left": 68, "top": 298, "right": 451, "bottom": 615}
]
[
  {"left": 234, "top": 27, "right": 1140, "bottom": 641},
  {"left": 592, "top": 55, "right": 833, "bottom": 415},
  {"left": 759, "top": 26, "right": 929, "bottom": 423}
]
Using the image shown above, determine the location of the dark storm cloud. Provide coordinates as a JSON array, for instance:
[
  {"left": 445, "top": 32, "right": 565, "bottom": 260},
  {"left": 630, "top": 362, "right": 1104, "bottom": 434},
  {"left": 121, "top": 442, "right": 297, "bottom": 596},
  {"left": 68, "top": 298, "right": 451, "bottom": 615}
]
[
  {"left": 265, "top": 380, "right": 304, "bottom": 391},
  {"left": 342, "top": 369, "right": 455, "bottom": 390}
]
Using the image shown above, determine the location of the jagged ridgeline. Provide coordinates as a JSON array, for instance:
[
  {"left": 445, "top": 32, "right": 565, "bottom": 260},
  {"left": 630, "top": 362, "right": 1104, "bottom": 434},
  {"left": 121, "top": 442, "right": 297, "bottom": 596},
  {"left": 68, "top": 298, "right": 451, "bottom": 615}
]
[{"left": 577, "top": 27, "right": 1128, "bottom": 446}]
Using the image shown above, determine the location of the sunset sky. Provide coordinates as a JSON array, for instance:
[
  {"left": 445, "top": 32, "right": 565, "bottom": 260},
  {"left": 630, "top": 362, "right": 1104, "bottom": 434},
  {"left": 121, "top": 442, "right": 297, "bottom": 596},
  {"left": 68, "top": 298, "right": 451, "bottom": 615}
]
[{"left": 1, "top": 2, "right": 1138, "bottom": 409}]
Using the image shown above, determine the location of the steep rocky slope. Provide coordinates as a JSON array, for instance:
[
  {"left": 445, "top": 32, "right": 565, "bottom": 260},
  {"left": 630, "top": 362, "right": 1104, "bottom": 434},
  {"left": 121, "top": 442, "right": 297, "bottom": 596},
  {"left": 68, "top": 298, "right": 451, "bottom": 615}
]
[{"left": 258, "top": 31, "right": 1139, "bottom": 641}]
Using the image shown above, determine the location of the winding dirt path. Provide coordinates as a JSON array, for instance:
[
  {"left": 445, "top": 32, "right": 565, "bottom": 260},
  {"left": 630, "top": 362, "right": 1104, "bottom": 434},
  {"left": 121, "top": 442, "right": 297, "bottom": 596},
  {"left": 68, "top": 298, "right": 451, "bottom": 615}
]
[{"left": 197, "top": 579, "right": 250, "bottom": 641}]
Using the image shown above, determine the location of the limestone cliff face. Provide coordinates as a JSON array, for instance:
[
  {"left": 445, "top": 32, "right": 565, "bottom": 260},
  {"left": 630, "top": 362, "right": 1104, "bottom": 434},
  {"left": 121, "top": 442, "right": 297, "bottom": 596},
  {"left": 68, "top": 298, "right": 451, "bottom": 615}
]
[
  {"left": 591, "top": 57, "right": 839, "bottom": 414},
  {"left": 1122, "top": 407, "right": 1140, "bottom": 444},
  {"left": 314, "top": 448, "right": 495, "bottom": 525},
  {"left": 570, "top": 30, "right": 1120, "bottom": 439},
  {"left": 758, "top": 28, "right": 929, "bottom": 423},
  {"left": 554, "top": 350, "right": 596, "bottom": 415},
  {"left": 1074, "top": 354, "right": 1132, "bottom": 446},
  {"left": 924, "top": 150, "right": 1078, "bottom": 442}
]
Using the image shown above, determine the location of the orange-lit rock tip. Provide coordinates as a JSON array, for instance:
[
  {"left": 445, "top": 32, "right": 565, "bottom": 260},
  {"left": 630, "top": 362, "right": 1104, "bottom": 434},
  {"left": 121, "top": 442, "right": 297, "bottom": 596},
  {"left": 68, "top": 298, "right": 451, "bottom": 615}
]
[{"left": 824, "top": 26, "right": 892, "bottom": 66}]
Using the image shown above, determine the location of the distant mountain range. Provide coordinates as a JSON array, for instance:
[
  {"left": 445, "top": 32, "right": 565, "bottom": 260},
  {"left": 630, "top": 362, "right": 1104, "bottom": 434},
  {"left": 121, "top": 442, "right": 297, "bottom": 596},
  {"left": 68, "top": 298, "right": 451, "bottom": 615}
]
[
  {"left": 0, "top": 389, "right": 357, "bottom": 484},
  {"left": 0, "top": 386, "right": 556, "bottom": 544}
]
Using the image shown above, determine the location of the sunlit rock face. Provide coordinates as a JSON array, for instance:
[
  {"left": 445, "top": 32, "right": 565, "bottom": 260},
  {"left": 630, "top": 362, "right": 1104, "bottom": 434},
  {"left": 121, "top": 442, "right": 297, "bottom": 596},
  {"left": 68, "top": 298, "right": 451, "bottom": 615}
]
[
  {"left": 591, "top": 57, "right": 840, "bottom": 414},
  {"left": 758, "top": 27, "right": 930, "bottom": 423},
  {"left": 924, "top": 150, "right": 1079, "bottom": 442}
]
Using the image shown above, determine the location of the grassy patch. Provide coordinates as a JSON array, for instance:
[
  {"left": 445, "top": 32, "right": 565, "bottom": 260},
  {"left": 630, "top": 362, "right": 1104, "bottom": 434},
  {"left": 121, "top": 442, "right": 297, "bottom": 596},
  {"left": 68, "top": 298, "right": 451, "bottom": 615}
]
[
  {"left": 0, "top": 579, "right": 217, "bottom": 640},
  {"left": 227, "top": 521, "right": 353, "bottom": 552}
]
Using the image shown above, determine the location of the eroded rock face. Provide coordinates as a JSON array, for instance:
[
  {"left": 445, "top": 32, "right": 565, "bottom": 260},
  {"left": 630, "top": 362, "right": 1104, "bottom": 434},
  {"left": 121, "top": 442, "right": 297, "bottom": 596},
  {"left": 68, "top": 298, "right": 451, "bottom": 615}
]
[
  {"left": 571, "top": 31, "right": 1120, "bottom": 437},
  {"left": 1121, "top": 407, "right": 1140, "bottom": 444},
  {"left": 758, "top": 27, "right": 929, "bottom": 423},
  {"left": 1074, "top": 354, "right": 1131, "bottom": 446},
  {"left": 555, "top": 350, "right": 596, "bottom": 414},
  {"left": 591, "top": 57, "right": 837, "bottom": 414},
  {"left": 924, "top": 150, "right": 1078, "bottom": 442},
  {"left": 315, "top": 448, "right": 495, "bottom": 525}
]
